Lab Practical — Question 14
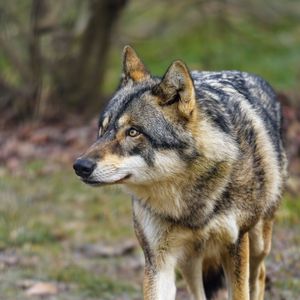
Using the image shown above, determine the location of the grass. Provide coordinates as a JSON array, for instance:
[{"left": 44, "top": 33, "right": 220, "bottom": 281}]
[
  {"left": 50, "top": 264, "right": 135, "bottom": 298},
  {"left": 0, "top": 160, "right": 299, "bottom": 299},
  {"left": 274, "top": 279, "right": 300, "bottom": 294},
  {"left": 0, "top": 162, "right": 137, "bottom": 299},
  {"left": 0, "top": 163, "right": 133, "bottom": 248},
  {"left": 277, "top": 194, "right": 300, "bottom": 225}
]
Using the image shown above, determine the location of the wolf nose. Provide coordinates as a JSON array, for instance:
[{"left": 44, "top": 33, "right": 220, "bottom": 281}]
[{"left": 73, "top": 158, "right": 96, "bottom": 178}]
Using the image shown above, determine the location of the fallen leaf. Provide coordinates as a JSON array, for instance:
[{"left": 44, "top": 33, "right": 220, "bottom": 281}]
[{"left": 25, "top": 282, "right": 58, "bottom": 296}]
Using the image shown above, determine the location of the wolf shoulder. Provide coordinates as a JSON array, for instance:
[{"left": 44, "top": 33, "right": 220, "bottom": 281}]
[
  {"left": 191, "top": 70, "right": 278, "bottom": 106},
  {"left": 191, "top": 70, "right": 282, "bottom": 130}
]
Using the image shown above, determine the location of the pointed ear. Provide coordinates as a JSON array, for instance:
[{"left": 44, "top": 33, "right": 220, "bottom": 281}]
[
  {"left": 122, "top": 45, "right": 150, "bottom": 83},
  {"left": 155, "top": 60, "right": 196, "bottom": 119}
]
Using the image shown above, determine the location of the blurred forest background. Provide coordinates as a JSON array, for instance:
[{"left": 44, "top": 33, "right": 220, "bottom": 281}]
[{"left": 0, "top": 0, "right": 299, "bottom": 299}]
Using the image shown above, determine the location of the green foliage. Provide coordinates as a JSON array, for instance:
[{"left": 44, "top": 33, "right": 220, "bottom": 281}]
[
  {"left": 103, "top": 2, "right": 300, "bottom": 93},
  {"left": 0, "top": 0, "right": 299, "bottom": 118}
]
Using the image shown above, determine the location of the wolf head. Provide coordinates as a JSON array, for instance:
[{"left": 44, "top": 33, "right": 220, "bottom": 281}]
[{"left": 73, "top": 46, "right": 201, "bottom": 187}]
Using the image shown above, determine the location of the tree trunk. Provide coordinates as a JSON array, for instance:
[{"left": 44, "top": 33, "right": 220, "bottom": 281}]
[
  {"left": 55, "top": 0, "right": 128, "bottom": 113},
  {"left": 28, "top": 0, "right": 44, "bottom": 118},
  {"left": 0, "top": 0, "right": 128, "bottom": 123}
]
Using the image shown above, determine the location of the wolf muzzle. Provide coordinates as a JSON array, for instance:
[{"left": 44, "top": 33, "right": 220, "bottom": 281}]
[{"left": 73, "top": 158, "right": 96, "bottom": 179}]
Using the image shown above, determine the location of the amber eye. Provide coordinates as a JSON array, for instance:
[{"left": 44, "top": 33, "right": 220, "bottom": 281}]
[{"left": 127, "top": 128, "right": 140, "bottom": 137}]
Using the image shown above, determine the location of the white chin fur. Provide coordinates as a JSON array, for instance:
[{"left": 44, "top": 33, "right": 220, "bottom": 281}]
[
  {"left": 89, "top": 164, "right": 129, "bottom": 183},
  {"left": 128, "top": 152, "right": 185, "bottom": 184},
  {"left": 89, "top": 151, "right": 184, "bottom": 185}
]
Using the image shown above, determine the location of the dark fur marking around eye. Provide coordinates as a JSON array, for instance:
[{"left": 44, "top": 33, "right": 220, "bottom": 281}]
[
  {"left": 110, "top": 140, "right": 124, "bottom": 156},
  {"left": 99, "top": 86, "right": 151, "bottom": 133},
  {"left": 129, "top": 145, "right": 155, "bottom": 166}
]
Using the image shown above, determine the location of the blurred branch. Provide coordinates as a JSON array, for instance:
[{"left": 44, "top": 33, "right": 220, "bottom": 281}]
[
  {"left": 0, "top": 76, "right": 21, "bottom": 109},
  {"left": 77, "top": 0, "right": 128, "bottom": 91},
  {"left": 0, "top": 75, "right": 32, "bottom": 125},
  {"left": 0, "top": 35, "right": 31, "bottom": 82},
  {"left": 28, "top": 0, "right": 44, "bottom": 118}
]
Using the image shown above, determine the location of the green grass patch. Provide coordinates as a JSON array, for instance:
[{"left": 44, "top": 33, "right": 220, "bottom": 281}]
[
  {"left": 51, "top": 264, "right": 135, "bottom": 298},
  {"left": 273, "top": 278, "right": 300, "bottom": 294},
  {"left": 0, "top": 163, "right": 133, "bottom": 251},
  {"left": 277, "top": 194, "right": 300, "bottom": 224},
  {"left": 0, "top": 163, "right": 137, "bottom": 299},
  {"left": 1, "top": 160, "right": 299, "bottom": 300},
  {"left": 5, "top": 223, "right": 57, "bottom": 247}
]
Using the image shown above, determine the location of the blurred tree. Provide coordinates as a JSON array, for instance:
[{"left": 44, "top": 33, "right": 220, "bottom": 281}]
[
  {"left": 0, "top": 0, "right": 298, "bottom": 124},
  {"left": 52, "top": 0, "right": 128, "bottom": 113},
  {"left": 0, "top": 0, "right": 128, "bottom": 122}
]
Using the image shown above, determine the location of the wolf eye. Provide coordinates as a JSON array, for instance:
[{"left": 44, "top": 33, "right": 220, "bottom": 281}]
[{"left": 127, "top": 128, "right": 140, "bottom": 137}]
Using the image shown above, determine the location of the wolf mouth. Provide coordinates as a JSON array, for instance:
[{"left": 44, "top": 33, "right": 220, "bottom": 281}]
[{"left": 82, "top": 174, "right": 131, "bottom": 186}]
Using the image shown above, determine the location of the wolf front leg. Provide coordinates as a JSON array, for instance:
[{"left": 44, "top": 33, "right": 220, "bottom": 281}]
[
  {"left": 143, "top": 254, "right": 177, "bottom": 300},
  {"left": 249, "top": 219, "right": 273, "bottom": 300},
  {"left": 132, "top": 200, "right": 177, "bottom": 300},
  {"left": 178, "top": 256, "right": 206, "bottom": 300},
  {"left": 222, "top": 232, "right": 250, "bottom": 300}
]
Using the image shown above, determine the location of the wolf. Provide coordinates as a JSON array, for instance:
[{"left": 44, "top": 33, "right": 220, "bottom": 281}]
[{"left": 73, "top": 46, "right": 287, "bottom": 300}]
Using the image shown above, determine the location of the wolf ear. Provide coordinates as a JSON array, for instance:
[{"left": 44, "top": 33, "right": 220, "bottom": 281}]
[
  {"left": 155, "top": 60, "right": 196, "bottom": 119},
  {"left": 122, "top": 45, "right": 150, "bottom": 83}
]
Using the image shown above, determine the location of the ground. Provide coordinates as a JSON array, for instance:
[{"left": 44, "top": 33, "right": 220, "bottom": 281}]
[{"left": 0, "top": 117, "right": 299, "bottom": 300}]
